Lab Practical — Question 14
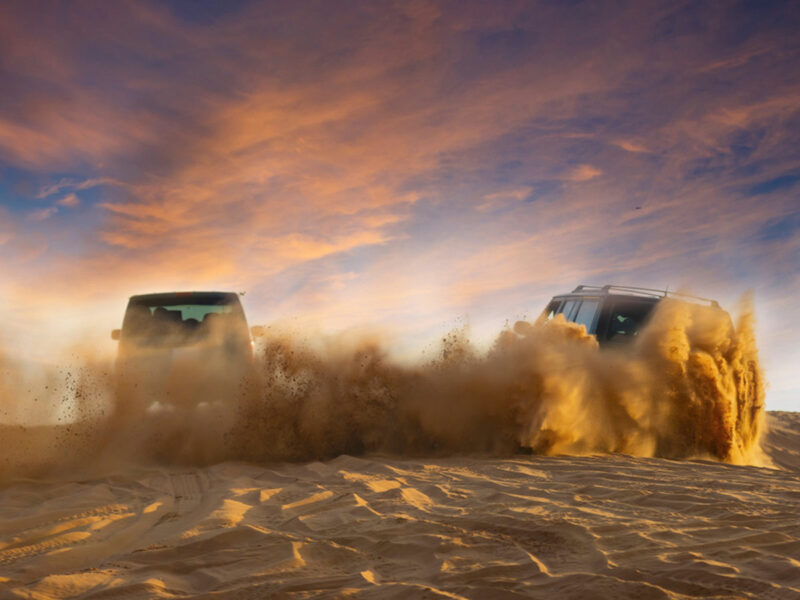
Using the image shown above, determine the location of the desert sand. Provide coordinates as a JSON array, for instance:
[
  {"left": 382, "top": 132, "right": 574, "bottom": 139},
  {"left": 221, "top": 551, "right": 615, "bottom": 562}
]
[
  {"left": 0, "top": 304, "right": 790, "bottom": 598},
  {"left": 0, "top": 411, "right": 797, "bottom": 599}
]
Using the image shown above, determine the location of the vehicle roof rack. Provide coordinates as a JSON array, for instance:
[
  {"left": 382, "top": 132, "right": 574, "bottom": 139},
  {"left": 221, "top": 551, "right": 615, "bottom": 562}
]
[{"left": 570, "top": 284, "right": 720, "bottom": 307}]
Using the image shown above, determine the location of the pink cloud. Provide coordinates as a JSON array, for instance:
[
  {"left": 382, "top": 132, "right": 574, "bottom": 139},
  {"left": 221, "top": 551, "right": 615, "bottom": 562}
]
[
  {"left": 613, "top": 140, "right": 650, "bottom": 153},
  {"left": 57, "top": 193, "right": 80, "bottom": 207},
  {"left": 0, "top": 0, "right": 797, "bottom": 410},
  {"left": 27, "top": 207, "right": 58, "bottom": 222},
  {"left": 567, "top": 165, "right": 603, "bottom": 182}
]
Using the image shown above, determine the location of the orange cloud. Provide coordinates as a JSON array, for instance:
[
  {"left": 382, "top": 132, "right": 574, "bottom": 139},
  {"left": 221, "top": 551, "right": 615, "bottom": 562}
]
[
  {"left": 56, "top": 193, "right": 80, "bottom": 207},
  {"left": 613, "top": 140, "right": 649, "bottom": 153},
  {"left": 0, "top": 0, "right": 797, "bottom": 408},
  {"left": 567, "top": 165, "right": 603, "bottom": 182}
]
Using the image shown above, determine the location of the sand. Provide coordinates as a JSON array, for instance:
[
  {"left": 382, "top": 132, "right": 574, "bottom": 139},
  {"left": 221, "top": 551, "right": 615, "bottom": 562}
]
[{"left": 0, "top": 411, "right": 797, "bottom": 599}]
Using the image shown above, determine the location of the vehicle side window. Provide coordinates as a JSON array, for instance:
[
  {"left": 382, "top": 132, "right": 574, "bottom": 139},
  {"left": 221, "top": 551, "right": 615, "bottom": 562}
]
[
  {"left": 544, "top": 300, "right": 562, "bottom": 320},
  {"left": 606, "top": 300, "right": 656, "bottom": 341},
  {"left": 573, "top": 299, "right": 600, "bottom": 333},
  {"left": 559, "top": 300, "right": 578, "bottom": 320}
]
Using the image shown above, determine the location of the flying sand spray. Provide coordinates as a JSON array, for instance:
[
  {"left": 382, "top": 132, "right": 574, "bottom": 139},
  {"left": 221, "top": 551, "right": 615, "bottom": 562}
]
[{"left": 0, "top": 296, "right": 766, "bottom": 481}]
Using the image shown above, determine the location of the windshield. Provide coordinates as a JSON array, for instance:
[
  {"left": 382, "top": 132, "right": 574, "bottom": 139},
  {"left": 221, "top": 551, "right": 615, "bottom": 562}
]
[{"left": 121, "top": 293, "right": 247, "bottom": 347}]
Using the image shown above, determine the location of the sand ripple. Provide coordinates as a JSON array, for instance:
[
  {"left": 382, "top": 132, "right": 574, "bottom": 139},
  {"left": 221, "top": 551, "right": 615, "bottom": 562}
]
[{"left": 1, "top": 413, "right": 798, "bottom": 599}]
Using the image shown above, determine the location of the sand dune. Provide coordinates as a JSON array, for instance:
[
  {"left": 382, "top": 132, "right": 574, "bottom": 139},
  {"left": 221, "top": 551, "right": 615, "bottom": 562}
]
[{"left": 0, "top": 411, "right": 797, "bottom": 599}]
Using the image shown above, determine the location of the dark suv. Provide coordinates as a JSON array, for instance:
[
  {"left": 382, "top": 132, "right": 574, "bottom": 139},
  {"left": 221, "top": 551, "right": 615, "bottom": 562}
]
[
  {"left": 113, "top": 291, "right": 253, "bottom": 355},
  {"left": 111, "top": 291, "right": 254, "bottom": 411},
  {"left": 541, "top": 285, "right": 723, "bottom": 346}
]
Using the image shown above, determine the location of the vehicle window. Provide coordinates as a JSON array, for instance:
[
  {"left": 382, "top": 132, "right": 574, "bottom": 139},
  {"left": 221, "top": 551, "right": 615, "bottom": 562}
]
[
  {"left": 607, "top": 300, "right": 656, "bottom": 341},
  {"left": 122, "top": 295, "right": 246, "bottom": 347},
  {"left": 145, "top": 303, "right": 232, "bottom": 322},
  {"left": 573, "top": 299, "right": 599, "bottom": 333},
  {"left": 544, "top": 300, "right": 562, "bottom": 320},
  {"left": 559, "top": 300, "right": 578, "bottom": 320}
]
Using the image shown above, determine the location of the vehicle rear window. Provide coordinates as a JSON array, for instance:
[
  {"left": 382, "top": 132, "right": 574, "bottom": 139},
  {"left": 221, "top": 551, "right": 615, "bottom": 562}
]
[
  {"left": 122, "top": 294, "right": 246, "bottom": 346},
  {"left": 143, "top": 303, "right": 232, "bottom": 321}
]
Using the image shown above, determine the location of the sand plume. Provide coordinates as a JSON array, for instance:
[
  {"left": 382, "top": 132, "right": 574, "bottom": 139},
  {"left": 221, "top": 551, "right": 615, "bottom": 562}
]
[
  {"left": 235, "top": 297, "right": 766, "bottom": 465},
  {"left": 0, "top": 297, "right": 768, "bottom": 481}
]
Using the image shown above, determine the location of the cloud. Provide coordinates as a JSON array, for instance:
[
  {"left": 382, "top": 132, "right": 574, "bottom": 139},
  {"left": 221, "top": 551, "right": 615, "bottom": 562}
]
[
  {"left": 0, "top": 0, "right": 797, "bottom": 407},
  {"left": 477, "top": 187, "right": 532, "bottom": 212},
  {"left": 27, "top": 207, "right": 58, "bottom": 222},
  {"left": 567, "top": 165, "right": 603, "bottom": 182},
  {"left": 36, "top": 178, "right": 119, "bottom": 199},
  {"left": 0, "top": 208, "right": 14, "bottom": 246},
  {"left": 613, "top": 140, "right": 650, "bottom": 153},
  {"left": 57, "top": 193, "right": 80, "bottom": 207}
]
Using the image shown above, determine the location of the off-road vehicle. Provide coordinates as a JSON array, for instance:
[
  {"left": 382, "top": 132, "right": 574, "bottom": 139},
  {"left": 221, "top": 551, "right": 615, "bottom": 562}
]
[
  {"left": 111, "top": 291, "right": 255, "bottom": 411},
  {"left": 541, "top": 284, "right": 724, "bottom": 346}
]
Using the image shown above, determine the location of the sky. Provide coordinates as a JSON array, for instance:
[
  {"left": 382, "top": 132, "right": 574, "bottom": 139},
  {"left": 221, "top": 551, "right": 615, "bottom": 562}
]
[{"left": 0, "top": 0, "right": 798, "bottom": 410}]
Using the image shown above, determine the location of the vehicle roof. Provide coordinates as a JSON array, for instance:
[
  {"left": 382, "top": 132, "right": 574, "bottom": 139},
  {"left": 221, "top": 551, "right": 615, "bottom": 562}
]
[
  {"left": 128, "top": 291, "right": 240, "bottom": 302},
  {"left": 552, "top": 284, "right": 720, "bottom": 307}
]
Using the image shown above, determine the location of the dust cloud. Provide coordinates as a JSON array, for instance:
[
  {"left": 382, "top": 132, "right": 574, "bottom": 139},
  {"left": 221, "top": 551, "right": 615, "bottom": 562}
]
[{"left": 0, "top": 298, "right": 767, "bottom": 482}]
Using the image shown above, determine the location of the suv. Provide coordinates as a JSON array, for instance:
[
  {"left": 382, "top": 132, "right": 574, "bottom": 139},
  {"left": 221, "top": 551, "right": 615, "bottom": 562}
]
[
  {"left": 111, "top": 291, "right": 254, "bottom": 410},
  {"left": 541, "top": 284, "right": 723, "bottom": 346}
]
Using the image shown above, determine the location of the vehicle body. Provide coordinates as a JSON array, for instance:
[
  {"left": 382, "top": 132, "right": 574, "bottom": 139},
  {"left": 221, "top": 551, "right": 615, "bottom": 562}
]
[
  {"left": 111, "top": 291, "right": 255, "bottom": 411},
  {"left": 541, "top": 284, "right": 725, "bottom": 346}
]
